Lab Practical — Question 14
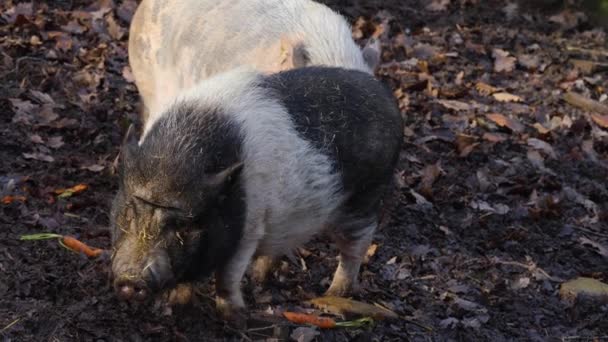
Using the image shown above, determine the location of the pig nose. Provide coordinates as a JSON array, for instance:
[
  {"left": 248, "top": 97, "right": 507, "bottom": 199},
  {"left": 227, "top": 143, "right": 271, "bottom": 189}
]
[{"left": 114, "top": 278, "right": 149, "bottom": 302}]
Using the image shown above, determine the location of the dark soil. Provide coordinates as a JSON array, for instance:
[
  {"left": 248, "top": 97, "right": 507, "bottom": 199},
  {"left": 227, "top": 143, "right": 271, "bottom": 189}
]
[{"left": 1, "top": 0, "right": 607, "bottom": 341}]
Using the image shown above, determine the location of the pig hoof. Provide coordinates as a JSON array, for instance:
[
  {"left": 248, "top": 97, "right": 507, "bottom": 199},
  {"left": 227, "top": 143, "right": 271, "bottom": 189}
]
[
  {"left": 325, "top": 282, "right": 358, "bottom": 298},
  {"left": 166, "top": 283, "right": 194, "bottom": 306},
  {"left": 216, "top": 296, "right": 247, "bottom": 326}
]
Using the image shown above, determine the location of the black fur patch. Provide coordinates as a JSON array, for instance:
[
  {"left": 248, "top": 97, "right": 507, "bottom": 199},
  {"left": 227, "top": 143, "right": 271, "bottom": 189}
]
[
  {"left": 263, "top": 67, "right": 403, "bottom": 219},
  {"left": 118, "top": 103, "right": 246, "bottom": 279}
]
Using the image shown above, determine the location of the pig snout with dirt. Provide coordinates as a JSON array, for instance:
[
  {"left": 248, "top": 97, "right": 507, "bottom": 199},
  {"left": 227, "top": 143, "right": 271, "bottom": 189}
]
[
  {"left": 129, "top": 0, "right": 381, "bottom": 129},
  {"left": 110, "top": 66, "right": 403, "bottom": 319}
]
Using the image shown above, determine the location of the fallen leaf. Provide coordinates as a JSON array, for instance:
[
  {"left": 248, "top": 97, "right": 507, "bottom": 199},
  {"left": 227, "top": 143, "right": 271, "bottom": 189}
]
[
  {"left": 532, "top": 123, "right": 551, "bottom": 134},
  {"left": 527, "top": 150, "right": 545, "bottom": 169},
  {"left": 80, "top": 164, "right": 105, "bottom": 172},
  {"left": 475, "top": 82, "right": 499, "bottom": 95},
  {"left": 492, "top": 49, "right": 517, "bottom": 73},
  {"left": 579, "top": 237, "right": 608, "bottom": 258},
  {"left": 29, "top": 90, "right": 56, "bottom": 105},
  {"left": 560, "top": 277, "right": 608, "bottom": 302},
  {"left": 412, "top": 43, "right": 439, "bottom": 60},
  {"left": 290, "top": 326, "right": 319, "bottom": 342},
  {"left": 61, "top": 20, "right": 87, "bottom": 34},
  {"left": 106, "top": 14, "right": 126, "bottom": 40},
  {"left": 549, "top": 10, "right": 586, "bottom": 30},
  {"left": 437, "top": 99, "right": 470, "bottom": 111},
  {"left": 486, "top": 113, "right": 525, "bottom": 132},
  {"left": 419, "top": 162, "right": 443, "bottom": 197},
  {"left": 23, "top": 152, "right": 54, "bottom": 163},
  {"left": 307, "top": 296, "right": 398, "bottom": 320},
  {"left": 29, "top": 134, "right": 44, "bottom": 144},
  {"left": 1, "top": 195, "right": 26, "bottom": 204},
  {"left": 482, "top": 132, "right": 508, "bottom": 143},
  {"left": 439, "top": 317, "right": 459, "bottom": 329},
  {"left": 511, "top": 277, "right": 531, "bottom": 290},
  {"left": 426, "top": 0, "right": 450, "bottom": 11},
  {"left": 493, "top": 92, "right": 523, "bottom": 103},
  {"left": 455, "top": 134, "right": 478, "bottom": 157},
  {"left": 527, "top": 138, "right": 556, "bottom": 159},
  {"left": 117, "top": 0, "right": 138, "bottom": 23},
  {"left": 47, "top": 136, "right": 64, "bottom": 149},
  {"left": 518, "top": 54, "right": 540, "bottom": 70},
  {"left": 591, "top": 114, "right": 608, "bottom": 128},
  {"left": 563, "top": 92, "right": 608, "bottom": 115}
]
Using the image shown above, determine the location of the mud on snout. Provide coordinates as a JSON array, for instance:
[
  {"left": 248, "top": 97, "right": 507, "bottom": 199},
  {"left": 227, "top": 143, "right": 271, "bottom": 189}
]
[{"left": 111, "top": 237, "right": 175, "bottom": 302}]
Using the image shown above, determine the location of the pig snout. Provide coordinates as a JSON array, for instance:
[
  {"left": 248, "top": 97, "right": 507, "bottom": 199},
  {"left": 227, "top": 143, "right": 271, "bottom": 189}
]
[
  {"left": 113, "top": 277, "right": 148, "bottom": 301},
  {"left": 112, "top": 249, "right": 174, "bottom": 302}
]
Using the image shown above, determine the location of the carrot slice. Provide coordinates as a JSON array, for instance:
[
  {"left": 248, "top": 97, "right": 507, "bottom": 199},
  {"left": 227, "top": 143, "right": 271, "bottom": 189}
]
[
  {"left": 283, "top": 312, "right": 336, "bottom": 328},
  {"left": 60, "top": 236, "right": 104, "bottom": 258}
]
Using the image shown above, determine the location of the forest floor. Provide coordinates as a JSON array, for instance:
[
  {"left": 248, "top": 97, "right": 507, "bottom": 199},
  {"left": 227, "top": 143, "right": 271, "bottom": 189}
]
[{"left": 1, "top": 0, "right": 607, "bottom": 341}]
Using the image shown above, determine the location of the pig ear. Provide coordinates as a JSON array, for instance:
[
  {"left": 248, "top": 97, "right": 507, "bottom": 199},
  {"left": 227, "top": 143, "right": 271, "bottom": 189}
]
[
  {"left": 111, "top": 124, "right": 139, "bottom": 174},
  {"left": 362, "top": 38, "right": 381, "bottom": 71},
  {"left": 281, "top": 36, "right": 309, "bottom": 68},
  {"left": 291, "top": 42, "right": 310, "bottom": 68},
  {"left": 206, "top": 162, "right": 244, "bottom": 195}
]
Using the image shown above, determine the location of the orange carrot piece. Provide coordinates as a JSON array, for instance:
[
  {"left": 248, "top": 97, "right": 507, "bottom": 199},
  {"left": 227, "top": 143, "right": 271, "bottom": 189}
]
[
  {"left": 283, "top": 312, "right": 337, "bottom": 328},
  {"left": 61, "top": 236, "right": 104, "bottom": 258}
]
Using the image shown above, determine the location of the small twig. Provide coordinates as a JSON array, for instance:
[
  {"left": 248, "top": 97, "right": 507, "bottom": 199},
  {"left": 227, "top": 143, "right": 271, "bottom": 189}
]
[
  {"left": 400, "top": 316, "right": 433, "bottom": 332},
  {"left": 1, "top": 317, "right": 21, "bottom": 333},
  {"left": 246, "top": 324, "right": 279, "bottom": 333},
  {"left": 491, "top": 257, "right": 564, "bottom": 282},
  {"left": 575, "top": 226, "right": 608, "bottom": 239},
  {"left": 566, "top": 46, "right": 608, "bottom": 57}
]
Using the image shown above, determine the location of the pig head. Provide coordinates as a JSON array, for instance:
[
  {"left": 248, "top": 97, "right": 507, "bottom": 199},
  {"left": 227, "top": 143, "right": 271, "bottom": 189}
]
[{"left": 110, "top": 109, "right": 245, "bottom": 302}]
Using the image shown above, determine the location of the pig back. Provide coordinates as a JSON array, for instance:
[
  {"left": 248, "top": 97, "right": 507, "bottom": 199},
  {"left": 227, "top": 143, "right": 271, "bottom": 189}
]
[{"left": 129, "top": 0, "right": 371, "bottom": 119}]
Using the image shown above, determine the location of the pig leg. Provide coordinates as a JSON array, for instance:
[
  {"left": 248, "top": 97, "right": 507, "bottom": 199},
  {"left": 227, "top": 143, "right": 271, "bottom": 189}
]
[
  {"left": 326, "top": 219, "right": 376, "bottom": 297},
  {"left": 215, "top": 238, "right": 260, "bottom": 320},
  {"left": 251, "top": 255, "right": 275, "bottom": 283}
]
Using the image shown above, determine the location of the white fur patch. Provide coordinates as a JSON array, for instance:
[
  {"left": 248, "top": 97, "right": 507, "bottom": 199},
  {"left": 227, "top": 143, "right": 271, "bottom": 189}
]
[{"left": 132, "top": 0, "right": 372, "bottom": 128}]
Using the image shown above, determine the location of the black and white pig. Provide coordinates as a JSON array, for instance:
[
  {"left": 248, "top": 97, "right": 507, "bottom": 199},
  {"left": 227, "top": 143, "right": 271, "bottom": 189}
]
[
  {"left": 129, "top": 0, "right": 380, "bottom": 130},
  {"left": 110, "top": 66, "right": 403, "bottom": 319}
]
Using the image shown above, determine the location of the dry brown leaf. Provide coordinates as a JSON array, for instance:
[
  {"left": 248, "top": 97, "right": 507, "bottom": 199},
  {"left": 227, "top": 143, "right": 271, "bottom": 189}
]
[
  {"left": 579, "top": 237, "right": 608, "bottom": 258},
  {"left": 563, "top": 92, "right": 608, "bottom": 115},
  {"left": 81, "top": 164, "right": 105, "bottom": 172},
  {"left": 591, "top": 114, "right": 608, "bottom": 129},
  {"left": 486, "top": 113, "right": 525, "bottom": 133},
  {"left": 47, "top": 136, "right": 64, "bottom": 149},
  {"left": 482, "top": 132, "right": 508, "bottom": 143},
  {"left": 527, "top": 138, "right": 556, "bottom": 159},
  {"left": 492, "top": 49, "right": 517, "bottom": 73},
  {"left": 455, "top": 134, "right": 478, "bottom": 157},
  {"left": 493, "top": 92, "right": 523, "bottom": 103},
  {"left": 560, "top": 277, "right": 608, "bottom": 302},
  {"left": 23, "top": 152, "right": 54, "bottom": 163},
  {"left": 532, "top": 123, "right": 551, "bottom": 134},
  {"left": 420, "top": 162, "right": 443, "bottom": 197},
  {"left": 106, "top": 14, "right": 126, "bottom": 40},
  {"left": 426, "top": 0, "right": 450, "bottom": 11},
  {"left": 475, "top": 82, "right": 499, "bottom": 96},
  {"left": 437, "top": 99, "right": 470, "bottom": 111},
  {"left": 29, "top": 134, "right": 44, "bottom": 144},
  {"left": 307, "top": 296, "right": 398, "bottom": 320}
]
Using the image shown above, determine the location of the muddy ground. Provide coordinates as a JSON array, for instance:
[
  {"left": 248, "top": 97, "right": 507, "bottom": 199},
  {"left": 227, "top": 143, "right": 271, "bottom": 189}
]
[{"left": 1, "top": 0, "right": 607, "bottom": 341}]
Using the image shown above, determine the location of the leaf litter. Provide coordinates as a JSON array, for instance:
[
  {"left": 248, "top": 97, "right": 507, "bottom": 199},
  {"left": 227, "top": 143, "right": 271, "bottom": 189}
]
[{"left": 1, "top": 0, "right": 607, "bottom": 341}]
